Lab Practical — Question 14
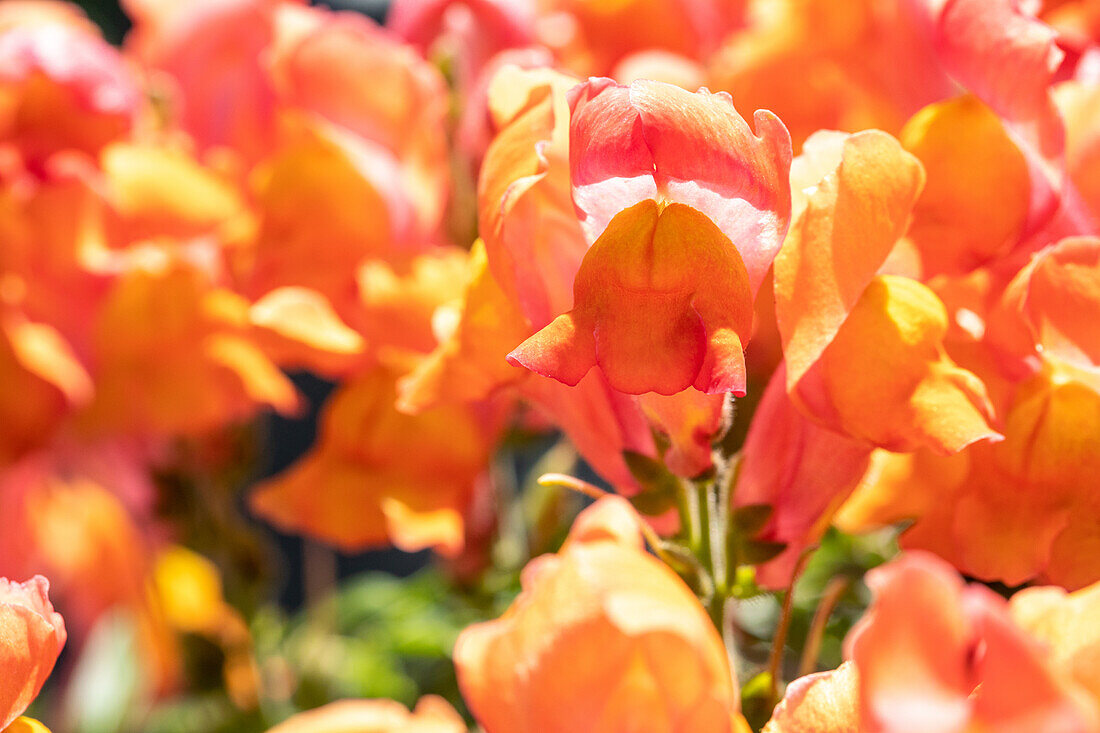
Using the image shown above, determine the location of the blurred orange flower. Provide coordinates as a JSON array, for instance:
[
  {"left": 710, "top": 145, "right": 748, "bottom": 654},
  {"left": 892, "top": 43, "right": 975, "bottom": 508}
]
[
  {"left": 765, "top": 553, "right": 1100, "bottom": 731},
  {"left": 250, "top": 366, "right": 499, "bottom": 556},
  {"left": 265, "top": 696, "right": 466, "bottom": 733},
  {"left": 0, "top": 19, "right": 140, "bottom": 166},
  {"left": 454, "top": 496, "right": 746, "bottom": 733},
  {"left": 77, "top": 251, "right": 299, "bottom": 438},
  {"left": 0, "top": 445, "right": 180, "bottom": 693},
  {"left": 1012, "top": 578, "right": 1100, "bottom": 708}
]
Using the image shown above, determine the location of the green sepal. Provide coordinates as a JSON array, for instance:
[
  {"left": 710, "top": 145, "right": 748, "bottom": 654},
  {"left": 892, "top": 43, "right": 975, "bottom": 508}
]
[{"left": 739, "top": 671, "right": 779, "bottom": 730}]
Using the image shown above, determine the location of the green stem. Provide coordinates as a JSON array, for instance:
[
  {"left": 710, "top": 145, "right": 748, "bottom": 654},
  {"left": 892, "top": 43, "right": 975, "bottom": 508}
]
[
  {"left": 766, "top": 550, "right": 813, "bottom": 703},
  {"left": 798, "top": 576, "right": 850, "bottom": 678},
  {"left": 677, "top": 477, "right": 702, "bottom": 557},
  {"left": 695, "top": 481, "right": 713, "bottom": 576}
]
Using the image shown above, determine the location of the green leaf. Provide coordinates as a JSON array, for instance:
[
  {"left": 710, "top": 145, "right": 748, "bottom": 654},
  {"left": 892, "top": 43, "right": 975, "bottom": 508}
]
[
  {"left": 731, "top": 504, "right": 773, "bottom": 535},
  {"left": 622, "top": 451, "right": 680, "bottom": 516},
  {"left": 740, "top": 539, "right": 788, "bottom": 565}
]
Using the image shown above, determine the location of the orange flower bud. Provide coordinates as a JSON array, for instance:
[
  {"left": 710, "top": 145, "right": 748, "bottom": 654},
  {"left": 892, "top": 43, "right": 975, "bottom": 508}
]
[
  {"left": 899, "top": 95, "right": 1031, "bottom": 277},
  {"left": 763, "top": 662, "right": 859, "bottom": 733}
]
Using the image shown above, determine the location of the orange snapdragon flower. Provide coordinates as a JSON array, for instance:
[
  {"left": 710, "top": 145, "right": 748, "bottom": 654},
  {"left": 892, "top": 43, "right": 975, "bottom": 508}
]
[
  {"left": 0, "top": 576, "right": 65, "bottom": 732},
  {"left": 774, "top": 129, "right": 999, "bottom": 454},
  {"left": 509, "top": 77, "right": 792, "bottom": 396},
  {"left": 899, "top": 95, "right": 1032, "bottom": 278},
  {"left": 454, "top": 496, "right": 748, "bottom": 733},
  {"left": 539, "top": 0, "right": 744, "bottom": 78},
  {"left": 707, "top": 0, "right": 950, "bottom": 149},
  {"left": 250, "top": 366, "right": 499, "bottom": 556},
  {"left": 407, "top": 67, "right": 727, "bottom": 488},
  {"left": 269, "top": 7, "right": 450, "bottom": 239},
  {"left": 0, "top": 18, "right": 141, "bottom": 166},
  {"left": 123, "top": 0, "right": 283, "bottom": 164},
  {"left": 838, "top": 236, "right": 1100, "bottom": 589},
  {"left": 76, "top": 249, "right": 299, "bottom": 438},
  {"left": 765, "top": 553, "right": 1100, "bottom": 732},
  {"left": 0, "top": 445, "right": 180, "bottom": 694},
  {"left": 265, "top": 696, "right": 466, "bottom": 733}
]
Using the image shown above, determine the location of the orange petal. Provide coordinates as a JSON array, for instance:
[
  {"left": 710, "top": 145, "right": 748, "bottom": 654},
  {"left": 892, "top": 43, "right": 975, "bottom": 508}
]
[
  {"left": 0, "top": 576, "right": 66, "bottom": 730},
  {"left": 80, "top": 255, "right": 299, "bottom": 437},
  {"left": 0, "top": 447, "right": 181, "bottom": 694},
  {"left": 921, "top": 0, "right": 1064, "bottom": 167},
  {"left": 245, "top": 118, "right": 405, "bottom": 299},
  {"left": 763, "top": 662, "right": 860, "bottom": 733},
  {"left": 968, "top": 586, "right": 1100, "bottom": 731},
  {"left": 274, "top": 10, "right": 449, "bottom": 232},
  {"left": 250, "top": 367, "right": 494, "bottom": 556},
  {"left": 846, "top": 552, "right": 1099, "bottom": 732},
  {"left": 0, "top": 22, "right": 139, "bottom": 162},
  {"left": 845, "top": 553, "right": 974, "bottom": 731},
  {"left": 817, "top": 275, "right": 1000, "bottom": 454},
  {"left": 100, "top": 142, "right": 246, "bottom": 247},
  {"left": 249, "top": 286, "right": 365, "bottom": 377},
  {"left": 545, "top": 0, "right": 741, "bottom": 76},
  {"left": 352, "top": 248, "right": 469, "bottom": 370},
  {"left": 1056, "top": 81, "right": 1100, "bottom": 222},
  {"left": 510, "top": 200, "right": 752, "bottom": 395},
  {"left": 5, "top": 718, "right": 53, "bottom": 733},
  {"left": 847, "top": 354, "right": 1100, "bottom": 589},
  {"left": 478, "top": 64, "right": 585, "bottom": 328},
  {"left": 775, "top": 129, "right": 925, "bottom": 404},
  {"left": 1012, "top": 236, "right": 1100, "bottom": 368},
  {"left": 396, "top": 239, "right": 530, "bottom": 413},
  {"left": 569, "top": 78, "right": 792, "bottom": 295},
  {"left": 1011, "top": 580, "right": 1100, "bottom": 707},
  {"left": 735, "top": 365, "right": 873, "bottom": 589},
  {"left": 900, "top": 95, "right": 1030, "bottom": 277},
  {"left": 0, "top": 313, "right": 92, "bottom": 464}
]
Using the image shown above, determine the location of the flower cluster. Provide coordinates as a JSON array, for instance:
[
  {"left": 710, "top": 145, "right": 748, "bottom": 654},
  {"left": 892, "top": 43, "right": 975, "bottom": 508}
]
[{"left": 0, "top": 0, "right": 1099, "bottom": 730}]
